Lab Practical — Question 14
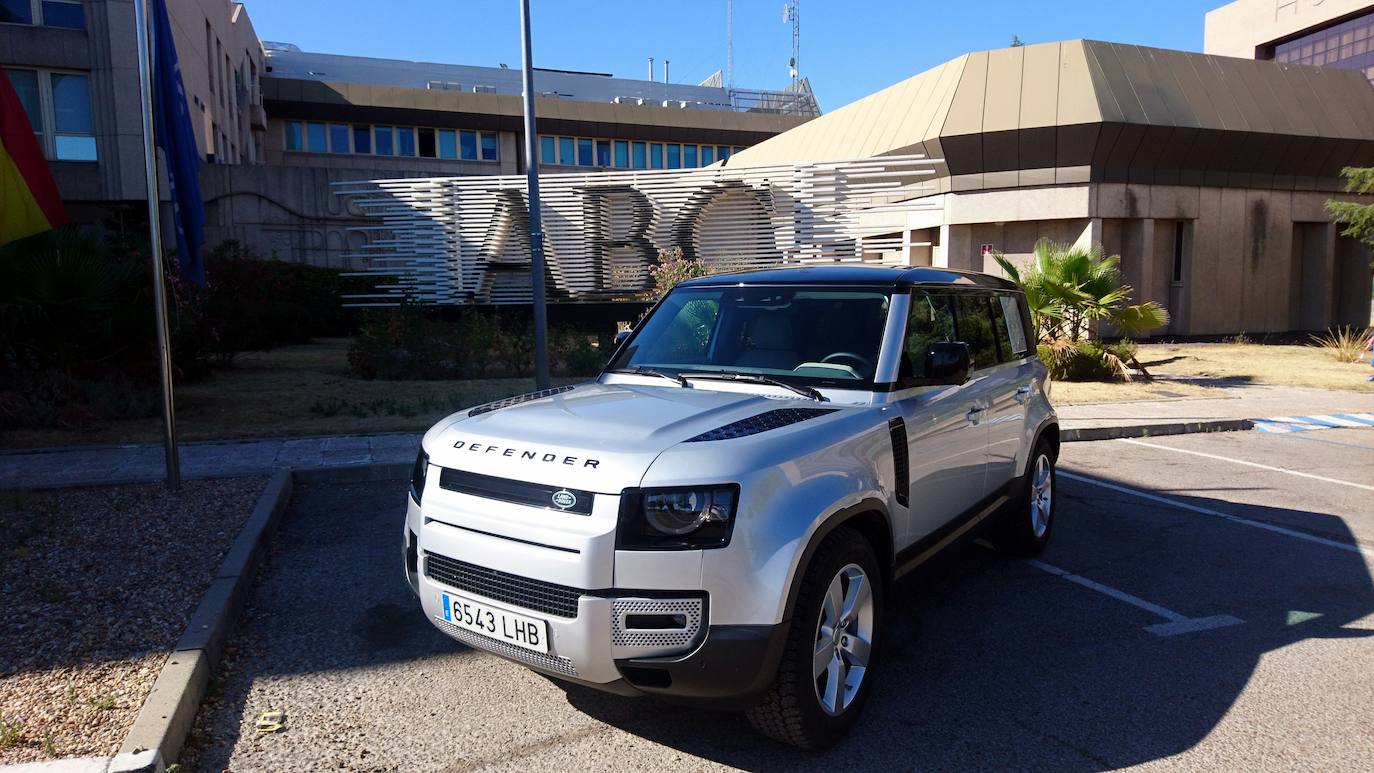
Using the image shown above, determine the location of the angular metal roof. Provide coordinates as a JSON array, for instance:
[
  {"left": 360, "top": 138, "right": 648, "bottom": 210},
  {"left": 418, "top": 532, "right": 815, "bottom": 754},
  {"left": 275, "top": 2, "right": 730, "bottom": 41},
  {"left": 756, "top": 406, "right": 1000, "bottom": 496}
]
[{"left": 728, "top": 39, "right": 1374, "bottom": 191}]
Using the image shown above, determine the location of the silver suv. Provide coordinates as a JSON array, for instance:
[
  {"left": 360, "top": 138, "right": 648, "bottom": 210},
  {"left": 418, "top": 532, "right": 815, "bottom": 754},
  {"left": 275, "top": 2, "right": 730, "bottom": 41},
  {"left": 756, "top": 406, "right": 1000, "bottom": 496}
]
[{"left": 403, "top": 265, "right": 1058, "bottom": 748}]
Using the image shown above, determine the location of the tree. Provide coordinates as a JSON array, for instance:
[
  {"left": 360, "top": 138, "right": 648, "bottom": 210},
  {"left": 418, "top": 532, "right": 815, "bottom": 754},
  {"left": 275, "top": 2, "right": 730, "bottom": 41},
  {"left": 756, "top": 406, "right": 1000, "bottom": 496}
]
[
  {"left": 1326, "top": 167, "right": 1374, "bottom": 262},
  {"left": 993, "top": 238, "right": 1170, "bottom": 343}
]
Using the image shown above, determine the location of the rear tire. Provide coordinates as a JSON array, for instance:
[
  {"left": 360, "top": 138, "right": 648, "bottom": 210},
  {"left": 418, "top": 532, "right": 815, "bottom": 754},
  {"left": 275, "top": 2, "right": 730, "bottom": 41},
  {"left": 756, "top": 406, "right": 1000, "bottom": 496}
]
[
  {"left": 992, "top": 436, "right": 1056, "bottom": 556},
  {"left": 746, "top": 528, "right": 883, "bottom": 749}
]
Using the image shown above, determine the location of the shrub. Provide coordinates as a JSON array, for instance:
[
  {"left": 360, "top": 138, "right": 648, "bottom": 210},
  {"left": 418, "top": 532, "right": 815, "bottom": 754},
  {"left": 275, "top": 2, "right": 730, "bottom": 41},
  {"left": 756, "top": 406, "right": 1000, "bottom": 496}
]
[
  {"left": 347, "top": 305, "right": 609, "bottom": 381},
  {"left": 1038, "top": 339, "right": 1138, "bottom": 381},
  {"left": 646, "top": 247, "right": 710, "bottom": 300},
  {"left": 1310, "top": 325, "right": 1373, "bottom": 363}
]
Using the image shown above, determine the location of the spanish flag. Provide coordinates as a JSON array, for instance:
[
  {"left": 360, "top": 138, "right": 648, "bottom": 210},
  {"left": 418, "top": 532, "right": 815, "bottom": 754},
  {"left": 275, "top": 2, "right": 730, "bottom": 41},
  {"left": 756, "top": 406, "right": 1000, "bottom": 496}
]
[{"left": 1, "top": 65, "right": 67, "bottom": 245}]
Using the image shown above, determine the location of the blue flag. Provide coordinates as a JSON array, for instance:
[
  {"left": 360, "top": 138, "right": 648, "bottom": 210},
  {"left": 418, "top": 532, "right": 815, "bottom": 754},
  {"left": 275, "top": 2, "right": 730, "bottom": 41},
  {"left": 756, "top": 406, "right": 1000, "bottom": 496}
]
[{"left": 150, "top": 0, "right": 206, "bottom": 287}]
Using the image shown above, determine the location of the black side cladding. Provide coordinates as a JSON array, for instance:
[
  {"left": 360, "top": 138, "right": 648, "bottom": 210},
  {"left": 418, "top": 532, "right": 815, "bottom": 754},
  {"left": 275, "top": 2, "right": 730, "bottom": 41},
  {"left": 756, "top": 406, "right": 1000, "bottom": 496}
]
[
  {"left": 686, "top": 407, "right": 839, "bottom": 442},
  {"left": 888, "top": 416, "right": 909, "bottom": 507},
  {"left": 468, "top": 385, "right": 576, "bottom": 417}
]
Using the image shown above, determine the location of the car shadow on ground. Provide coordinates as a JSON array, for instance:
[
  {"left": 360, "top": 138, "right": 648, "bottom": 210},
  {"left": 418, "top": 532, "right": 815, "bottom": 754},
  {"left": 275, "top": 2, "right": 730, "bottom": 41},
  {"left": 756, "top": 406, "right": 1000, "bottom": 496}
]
[
  {"left": 560, "top": 476, "right": 1374, "bottom": 770},
  {"left": 184, "top": 474, "right": 1373, "bottom": 771}
]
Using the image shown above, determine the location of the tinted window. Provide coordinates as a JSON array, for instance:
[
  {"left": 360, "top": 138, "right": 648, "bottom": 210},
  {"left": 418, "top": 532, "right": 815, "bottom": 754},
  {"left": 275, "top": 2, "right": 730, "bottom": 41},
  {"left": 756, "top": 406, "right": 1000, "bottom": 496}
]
[
  {"left": 540, "top": 135, "right": 556, "bottom": 164},
  {"left": 330, "top": 123, "right": 351, "bottom": 153},
  {"left": 480, "top": 132, "right": 498, "bottom": 160},
  {"left": 353, "top": 125, "right": 372, "bottom": 154},
  {"left": 902, "top": 292, "right": 956, "bottom": 379},
  {"left": 43, "top": 1, "right": 83, "bottom": 29},
  {"left": 0, "top": 0, "right": 32, "bottom": 24},
  {"left": 458, "top": 129, "right": 477, "bottom": 160},
  {"left": 953, "top": 293, "right": 999, "bottom": 370}
]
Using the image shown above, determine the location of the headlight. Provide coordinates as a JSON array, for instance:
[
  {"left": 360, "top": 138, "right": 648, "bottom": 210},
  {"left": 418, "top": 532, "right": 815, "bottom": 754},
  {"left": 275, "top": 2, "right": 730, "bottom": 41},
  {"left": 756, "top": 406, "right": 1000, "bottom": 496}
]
[
  {"left": 617, "top": 485, "right": 738, "bottom": 550},
  {"left": 410, "top": 449, "right": 429, "bottom": 504}
]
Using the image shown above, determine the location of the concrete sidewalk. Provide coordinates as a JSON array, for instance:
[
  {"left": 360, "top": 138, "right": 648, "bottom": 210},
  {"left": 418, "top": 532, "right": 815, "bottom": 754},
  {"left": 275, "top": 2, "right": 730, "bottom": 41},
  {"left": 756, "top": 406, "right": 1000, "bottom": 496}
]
[
  {"left": 0, "top": 432, "right": 421, "bottom": 489},
  {"left": 3, "top": 385, "right": 1371, "bottom": 490},
  {"left": 1055, "top": 384, "right": 1374, "bottom": 435}
]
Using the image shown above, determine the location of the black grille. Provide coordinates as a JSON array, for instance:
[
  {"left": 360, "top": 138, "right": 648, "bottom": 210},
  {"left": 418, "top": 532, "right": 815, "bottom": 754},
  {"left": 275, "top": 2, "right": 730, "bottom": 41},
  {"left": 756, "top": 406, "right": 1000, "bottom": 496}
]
[
  {"left": 468, "top": 386, "right": 576, "bottom": 417},
  {"left": 438, "top": 468, "right": 594, "bottom": 515},
  {"left": 888, "top": 416, "right": 909, "bottom": 507},
  {"left": 686, "top": 407, "right": 839, "bottom": 442},
  {"left": 424, "top": 553, "right": 581, "bottom": 618}
]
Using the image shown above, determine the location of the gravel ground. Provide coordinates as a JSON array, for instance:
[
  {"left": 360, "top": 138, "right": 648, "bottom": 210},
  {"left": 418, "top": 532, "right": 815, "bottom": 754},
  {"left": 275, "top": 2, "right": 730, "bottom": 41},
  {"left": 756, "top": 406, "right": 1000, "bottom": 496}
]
[{"left": 0, "top": 477, "right": 266, "bottom": 764}]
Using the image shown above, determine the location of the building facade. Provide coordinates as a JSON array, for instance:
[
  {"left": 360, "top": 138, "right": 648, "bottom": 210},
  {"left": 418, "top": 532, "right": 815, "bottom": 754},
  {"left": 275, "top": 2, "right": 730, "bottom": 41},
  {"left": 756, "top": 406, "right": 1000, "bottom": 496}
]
[{"left": 1206, "top": 0, "right": 1374, "bottom": 83}]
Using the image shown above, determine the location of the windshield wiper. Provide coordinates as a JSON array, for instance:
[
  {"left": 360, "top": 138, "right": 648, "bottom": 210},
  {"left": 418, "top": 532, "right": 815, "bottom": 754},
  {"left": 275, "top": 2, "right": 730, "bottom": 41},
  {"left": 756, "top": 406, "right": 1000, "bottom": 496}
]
[
  {"left": 611, "top": 367, "right": 688, "bottom": 387},
  {"left": 681, "top": 371, "right": 825, "bottom": 401}
]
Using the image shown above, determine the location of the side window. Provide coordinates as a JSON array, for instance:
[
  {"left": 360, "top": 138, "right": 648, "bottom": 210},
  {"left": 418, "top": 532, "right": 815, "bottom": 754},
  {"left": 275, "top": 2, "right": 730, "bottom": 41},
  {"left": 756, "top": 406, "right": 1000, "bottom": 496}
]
[
  {"left": 995, "top": 294, "right": 1030, "bottom": 360},
  {"left": 953, "top": 293, "right": 999, "bottom": 370},
  {"left": 902, "top": 292, "right": 956, "bottom": 379}
]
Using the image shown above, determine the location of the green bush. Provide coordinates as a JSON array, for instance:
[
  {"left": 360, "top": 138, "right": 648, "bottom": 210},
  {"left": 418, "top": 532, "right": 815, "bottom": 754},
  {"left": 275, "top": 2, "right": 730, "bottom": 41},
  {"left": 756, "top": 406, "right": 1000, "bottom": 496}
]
[
  {"left": 1038, "top": 339, "right": 1138, "bottom": 381},
  {"left": 347, "top": 305, "right": 609, "bottom": 381}
]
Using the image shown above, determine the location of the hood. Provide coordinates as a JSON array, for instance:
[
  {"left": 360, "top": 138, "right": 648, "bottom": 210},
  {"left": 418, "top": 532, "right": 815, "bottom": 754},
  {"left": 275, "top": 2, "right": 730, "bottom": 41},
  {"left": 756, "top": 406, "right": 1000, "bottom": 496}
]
[{"left": 424, "top": 382, "right": 818, "bottom": 492}]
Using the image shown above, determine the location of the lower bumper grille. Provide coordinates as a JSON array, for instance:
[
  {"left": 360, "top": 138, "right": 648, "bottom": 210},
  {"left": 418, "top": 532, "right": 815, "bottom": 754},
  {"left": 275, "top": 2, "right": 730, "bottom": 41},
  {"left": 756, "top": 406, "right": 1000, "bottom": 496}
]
[
  {"left": 434, "top": 617, "right": 578, "bottom": 676},
  {"left": 424, "top": 552, "right": 581, "bottom": 619},
  {"left": 611, "top": 598, "right": 704, "bottom": 650}
]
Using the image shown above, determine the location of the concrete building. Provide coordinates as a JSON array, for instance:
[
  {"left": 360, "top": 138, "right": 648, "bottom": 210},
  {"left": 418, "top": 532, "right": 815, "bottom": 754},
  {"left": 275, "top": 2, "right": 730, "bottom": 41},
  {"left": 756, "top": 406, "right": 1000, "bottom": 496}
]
[
  {"left": 0, "top": 0, "right": 263, "bottom": 222},
  {"left": 727, "top": 39, "right": 1374, "bottom": 335},
  {"left": 1206, "top": 0, "right": 1374, "bottom": 83}
]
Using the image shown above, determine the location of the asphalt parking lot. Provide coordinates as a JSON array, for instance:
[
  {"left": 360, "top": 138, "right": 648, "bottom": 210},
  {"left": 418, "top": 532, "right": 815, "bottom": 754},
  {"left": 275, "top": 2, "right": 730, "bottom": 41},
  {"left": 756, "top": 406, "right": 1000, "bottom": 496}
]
[{"left": 182, "top": 428, "right": 1374, "bottom": 772}]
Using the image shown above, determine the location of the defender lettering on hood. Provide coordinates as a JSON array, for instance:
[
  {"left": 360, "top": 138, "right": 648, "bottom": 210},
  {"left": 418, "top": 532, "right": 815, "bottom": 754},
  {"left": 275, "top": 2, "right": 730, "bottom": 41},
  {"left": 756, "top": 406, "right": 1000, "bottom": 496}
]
[{"left": 452, "top": 439, "right": 602, "bottom": 469}]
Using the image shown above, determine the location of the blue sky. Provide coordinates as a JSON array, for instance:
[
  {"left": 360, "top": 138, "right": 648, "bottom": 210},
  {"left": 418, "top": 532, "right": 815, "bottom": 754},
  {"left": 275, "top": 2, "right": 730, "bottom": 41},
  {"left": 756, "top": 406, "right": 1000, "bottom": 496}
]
[{"left": 245, "top": 1, "right": 1222, "bottom": 109}]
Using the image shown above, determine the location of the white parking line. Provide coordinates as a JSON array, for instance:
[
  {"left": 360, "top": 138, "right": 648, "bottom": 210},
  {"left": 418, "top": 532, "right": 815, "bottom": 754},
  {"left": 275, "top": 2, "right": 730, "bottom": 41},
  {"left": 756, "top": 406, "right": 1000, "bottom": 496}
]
[
  {"left": 1023, "top": 558, "right": 1243, "bottom": 637},
  {"left": 1059, "top": 470, "right": 1374, "bottom": 557},
  {"left": 1119, "top": 438, "right": 1374, "bottom": 493}
]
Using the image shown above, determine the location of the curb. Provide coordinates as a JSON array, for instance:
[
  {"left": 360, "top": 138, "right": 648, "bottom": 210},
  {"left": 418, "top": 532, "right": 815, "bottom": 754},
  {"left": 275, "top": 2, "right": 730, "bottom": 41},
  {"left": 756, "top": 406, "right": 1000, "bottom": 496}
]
[
  {"left": 0, "top": 751, "right": 161, "bottom": 773},
  {"left": 118, "top": 469, "right": 294, "bottom": 764},
  {"left": 115, "top": 462, "right": 410, "bottom": 766},
  {"left": 1060, "top": 418, "right": 1254, "bottom": 442}
]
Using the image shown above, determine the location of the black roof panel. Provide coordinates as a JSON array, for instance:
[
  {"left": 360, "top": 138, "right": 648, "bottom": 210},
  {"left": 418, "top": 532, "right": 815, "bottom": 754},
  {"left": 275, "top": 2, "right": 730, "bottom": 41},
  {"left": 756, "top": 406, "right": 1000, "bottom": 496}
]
[{"left": 676, "top": 264, "right": 1019, "bottom": 291}]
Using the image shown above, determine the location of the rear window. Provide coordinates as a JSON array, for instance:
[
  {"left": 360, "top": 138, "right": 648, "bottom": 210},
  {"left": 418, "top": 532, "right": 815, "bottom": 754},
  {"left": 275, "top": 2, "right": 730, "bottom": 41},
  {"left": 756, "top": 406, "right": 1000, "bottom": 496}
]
[{"left": 952, "top": 294, "right": 999, "bottom": 371}]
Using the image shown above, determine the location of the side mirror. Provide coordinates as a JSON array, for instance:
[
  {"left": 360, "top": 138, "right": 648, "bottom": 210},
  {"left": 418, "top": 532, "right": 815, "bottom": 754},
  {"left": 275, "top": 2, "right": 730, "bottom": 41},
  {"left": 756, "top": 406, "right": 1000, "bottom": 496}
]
[
  {"left": 614, "top": 330, "right": 631, "bottom": 346},
  {"left": 925, "top": 342, "right": 972, "bottom": 385}
]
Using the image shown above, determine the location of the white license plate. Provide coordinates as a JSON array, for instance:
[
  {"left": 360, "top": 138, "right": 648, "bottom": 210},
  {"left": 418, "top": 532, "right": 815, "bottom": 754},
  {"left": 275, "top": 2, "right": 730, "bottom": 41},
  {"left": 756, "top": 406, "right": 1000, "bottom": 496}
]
[{"left": 440, "top": 592, "right": 549, "bottom": 654}]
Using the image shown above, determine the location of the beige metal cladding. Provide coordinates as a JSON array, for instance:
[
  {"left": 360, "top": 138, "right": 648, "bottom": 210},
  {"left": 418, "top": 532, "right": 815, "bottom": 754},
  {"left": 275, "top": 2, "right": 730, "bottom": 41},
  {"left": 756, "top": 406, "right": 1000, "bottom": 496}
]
[{"left": 728, "top": 39, "right": 1374, "bottom": 192}]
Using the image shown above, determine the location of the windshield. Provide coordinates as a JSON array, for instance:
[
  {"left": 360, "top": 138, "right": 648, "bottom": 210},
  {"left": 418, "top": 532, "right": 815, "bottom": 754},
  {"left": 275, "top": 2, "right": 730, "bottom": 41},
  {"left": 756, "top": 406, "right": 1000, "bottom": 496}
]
[{"left": 608, "top": 286, "right": 892, "bottom": 387}]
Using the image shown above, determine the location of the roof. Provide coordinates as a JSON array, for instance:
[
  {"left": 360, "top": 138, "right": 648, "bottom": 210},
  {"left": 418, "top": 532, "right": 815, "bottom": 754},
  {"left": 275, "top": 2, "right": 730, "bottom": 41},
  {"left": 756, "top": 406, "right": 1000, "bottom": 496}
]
[
  {"left": 728, "top": 39, "right": 1374, "bottom": 191},
  {"left": 676, "top": 265, "right": 1019, "bottom": 290},
  {"left": 263, "top": 49, "right": 815, "bottom": 115}
]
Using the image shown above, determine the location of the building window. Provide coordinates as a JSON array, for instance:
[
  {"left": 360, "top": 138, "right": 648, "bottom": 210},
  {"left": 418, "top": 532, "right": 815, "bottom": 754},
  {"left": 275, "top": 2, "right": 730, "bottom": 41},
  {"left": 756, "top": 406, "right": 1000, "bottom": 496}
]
[
  {"left": 0, "top": 0, "right": 32, "bottom": 23},
  {"left": 397, "top": 126, "right": 416, "bottom": 157},
  {"left": 353, "top": 124, "right": 372, "bottom": 154},
  {"left": 480, "top": 131, "right": 497, "bottom": 161},
  {"left": 613, "top": 140, "right": 629, "bottom": 168},
  {"left": 284, "top": 121, "right": 302, "bottom": 151},
  {"left": 10, "top": 68, "right": 96, "bottom": 161},
  {"left": 437, "top": 129, "right": 456, "bottom": 159},
  {"left": 1272, "top": 9, "right": 1374, "bottom": 84},
  {"left": 666, "top": 143, "right": 680, "bottom": 169},
  {"left": 1171, "top": 221, "right": 1185, "bottom": 284},
  {"left": 700, "top": 145, "right": 715, "bottom": 166},
  {"left": 577, "top": 137, "right": 593, "bottom": 166},
  {"left": 205, "top": 22, "right": 213, "bottom": 94},
  {"left": 683, "top": 144, "right": 697, "bottom": 167},
  {"left": 559, "top": 136, "right": 575, "bottom": 165},
  {"left": 649, "top": 142, "right": 663, "bottom": 169},
  {"left": 458, "top": 129, "right": 477, "bottom": 160},
  {"left": 305, "top": 121, "right": 326, "bottom": 153},
  {"left": 717, "top": 145, "right": 730, "bottom": 161},
  {"left": 540, "top": 135, "right": 556, "bottom": 164},
  {"left": 329, "top": 123, "right": 350, "bottom": 153},
  {"left": 595, "top": 139, "right": 611, "bottom": 166},
  {"left": 631, "top": 141, "right": 646, "bottom": 169},
  {"left": 419, "top": 127, "right": 437, "bottom": 158},
  {"left": 373, "top": 126, "right": 395, "bottom": 156},
  {"left": 0, "top": 0, "right": 82, "bottom": 27}
]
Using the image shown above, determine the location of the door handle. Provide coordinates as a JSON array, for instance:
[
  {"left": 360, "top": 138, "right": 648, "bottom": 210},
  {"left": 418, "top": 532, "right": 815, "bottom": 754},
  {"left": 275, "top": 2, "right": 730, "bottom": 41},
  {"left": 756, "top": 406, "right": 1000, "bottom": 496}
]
[
  {"left": 966, "top": 406, "right": 984, "bottom": 424},
  {"left": 1013, "top": 385, "right": 1032, "bottom": 403}
]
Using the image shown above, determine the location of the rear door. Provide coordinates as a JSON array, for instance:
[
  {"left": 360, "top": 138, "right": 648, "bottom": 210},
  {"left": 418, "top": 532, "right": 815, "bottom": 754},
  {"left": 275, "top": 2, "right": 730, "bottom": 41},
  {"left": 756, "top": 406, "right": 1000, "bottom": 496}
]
[
  {"left": 949, "top": 292, "right": 1003, "bottom": 499},
  {"left": 896, "top": 291, "right": 989, "bottom": 546},
  {"left": 983, "top": 292, "right": 1037, "bottom": 489}
]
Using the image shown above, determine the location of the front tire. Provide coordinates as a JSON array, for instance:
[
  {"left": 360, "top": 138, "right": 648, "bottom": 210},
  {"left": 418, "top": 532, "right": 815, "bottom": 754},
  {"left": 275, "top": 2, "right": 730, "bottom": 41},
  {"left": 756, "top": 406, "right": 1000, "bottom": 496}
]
[
  {"left": 992, "top": 436, "right": 1056, "bottom": 556},
  {"left": 746, "top": 529, "right": 883, "bottom": 749}
]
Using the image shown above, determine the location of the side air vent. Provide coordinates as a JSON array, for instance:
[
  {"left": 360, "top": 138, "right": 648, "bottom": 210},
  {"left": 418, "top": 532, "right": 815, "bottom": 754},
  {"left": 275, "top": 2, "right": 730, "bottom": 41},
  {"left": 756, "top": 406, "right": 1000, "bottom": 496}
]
[
  {"left": 888, "top": 416, "right": 909, "bottom": 507},
  {"left": 468, "top": 385, "right": 576, "bottom": 417},
  {"left": 686, "top": 407, "right": 839, "bottom": 442}
]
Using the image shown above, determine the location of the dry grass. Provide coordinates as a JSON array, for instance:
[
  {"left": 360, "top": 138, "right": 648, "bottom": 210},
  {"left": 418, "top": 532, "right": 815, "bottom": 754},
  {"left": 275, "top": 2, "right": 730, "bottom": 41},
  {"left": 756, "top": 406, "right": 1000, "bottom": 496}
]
[
  {"left": 1047, "top": 379, "right": 1223, "bottom": 406},
  {"left": 1309, "top": 326, "right": 1374, "bottom": 363},
  {"left": 1136, "top": 341, "right": 1374, "bottom": 393},
  {"left": 1, "top": 339, "right": 580, "bottom": 449}
]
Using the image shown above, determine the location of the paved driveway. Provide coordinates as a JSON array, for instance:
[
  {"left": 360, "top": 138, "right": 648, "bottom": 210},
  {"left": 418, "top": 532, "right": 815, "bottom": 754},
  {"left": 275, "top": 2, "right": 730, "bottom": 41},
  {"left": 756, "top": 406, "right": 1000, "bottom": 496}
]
[{"left": 183, "top": 428, "right": 1374, "bottom": 772}]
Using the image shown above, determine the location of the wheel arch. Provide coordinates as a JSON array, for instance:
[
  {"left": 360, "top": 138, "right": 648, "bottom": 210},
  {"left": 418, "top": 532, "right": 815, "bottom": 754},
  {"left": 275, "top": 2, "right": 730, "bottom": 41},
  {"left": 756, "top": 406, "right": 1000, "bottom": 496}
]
[{"left": 780, "top": 498, "right": 893, "bottom": 624}]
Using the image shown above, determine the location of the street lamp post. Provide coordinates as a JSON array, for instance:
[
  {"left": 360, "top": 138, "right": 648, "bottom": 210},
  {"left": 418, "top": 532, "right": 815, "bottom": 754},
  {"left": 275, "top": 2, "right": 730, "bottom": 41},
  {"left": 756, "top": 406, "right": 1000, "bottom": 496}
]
[{"left": 518, "top": 0, "right": 550, "bottom": 389}]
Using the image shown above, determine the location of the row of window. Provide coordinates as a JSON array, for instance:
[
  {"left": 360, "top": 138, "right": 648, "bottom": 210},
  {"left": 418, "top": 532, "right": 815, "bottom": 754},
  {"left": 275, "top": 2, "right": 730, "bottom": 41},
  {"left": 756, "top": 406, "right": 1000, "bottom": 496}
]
[
  {"left": 1273, "top": 8, "right": 1374, "bottom": 81},
  {"left": 539, "top": 135, "right": 746, "bottom": 169},
  {"left": 283, "top": 121, "right": 499, "bottom": 161},
  {"left": 0, "top": 0, "right": 82, "bottom": 28},
  {"left": 8, "top": 67, "right": 96, "bottom": 161}
]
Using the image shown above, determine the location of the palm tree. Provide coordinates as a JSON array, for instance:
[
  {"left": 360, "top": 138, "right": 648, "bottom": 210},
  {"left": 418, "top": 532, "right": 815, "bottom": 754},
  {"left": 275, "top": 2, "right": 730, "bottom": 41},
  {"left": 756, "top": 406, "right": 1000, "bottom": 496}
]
[{"left": 994, "top": 238, "right": 1169, "bottom": 343}]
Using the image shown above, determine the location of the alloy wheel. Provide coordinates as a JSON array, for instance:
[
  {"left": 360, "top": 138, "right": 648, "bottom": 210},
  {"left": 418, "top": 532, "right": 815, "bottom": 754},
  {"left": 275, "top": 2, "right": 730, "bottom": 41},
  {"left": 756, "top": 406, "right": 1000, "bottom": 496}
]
[
  {"left": 1030, "top": 453, "right": 1053, "bottom": 538},
  {"left": 812, "top": 563, "right": 875, "bottom": 716}
]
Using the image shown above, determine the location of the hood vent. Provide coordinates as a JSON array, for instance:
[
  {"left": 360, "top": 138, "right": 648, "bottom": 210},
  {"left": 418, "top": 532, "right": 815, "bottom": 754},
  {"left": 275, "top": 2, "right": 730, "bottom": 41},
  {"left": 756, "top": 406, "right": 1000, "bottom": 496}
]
[
  {"left": 686, "top": 407, "right": 839, "bottom": 442},
  {"left": 468, "top": 385, "right": 576, "bottom": 417}
]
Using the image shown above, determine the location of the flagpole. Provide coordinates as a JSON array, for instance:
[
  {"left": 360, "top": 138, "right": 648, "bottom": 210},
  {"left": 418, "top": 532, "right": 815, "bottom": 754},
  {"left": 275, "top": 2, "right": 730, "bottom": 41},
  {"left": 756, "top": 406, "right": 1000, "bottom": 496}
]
[
  {"left": 518, "top": 0, "right": 550, "bottom": 389},
  {"left": 133, "top": 0, "right": 181, "bottom": 489}
]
